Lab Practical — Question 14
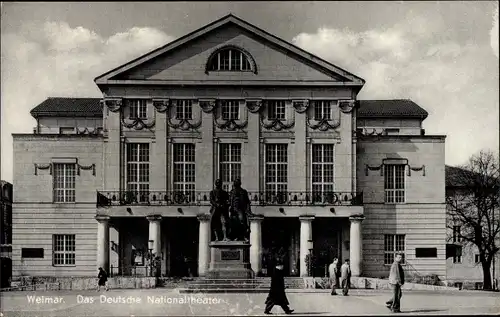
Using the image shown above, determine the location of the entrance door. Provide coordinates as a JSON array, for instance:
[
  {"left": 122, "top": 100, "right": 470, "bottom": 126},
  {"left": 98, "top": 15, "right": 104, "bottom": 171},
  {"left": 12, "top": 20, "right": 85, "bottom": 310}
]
[
  {"left": 262, "top": 218, "right": 298, "bottom": 276},
  {"left": 313, "top": 218, "right": 341, "bottom": 277},
  {"left": 168, "top": 218, "right": 198, "bottom": 277}
]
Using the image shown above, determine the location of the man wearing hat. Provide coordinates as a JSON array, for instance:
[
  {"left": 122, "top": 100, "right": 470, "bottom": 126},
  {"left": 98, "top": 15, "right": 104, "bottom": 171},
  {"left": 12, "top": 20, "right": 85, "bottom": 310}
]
[{"left": 264, "top": 259, "right": 294, "bottom": 315}]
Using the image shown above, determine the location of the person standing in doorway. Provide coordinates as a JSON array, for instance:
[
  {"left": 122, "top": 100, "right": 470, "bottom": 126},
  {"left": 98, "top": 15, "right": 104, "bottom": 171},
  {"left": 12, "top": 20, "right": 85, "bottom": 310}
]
[
  {"left": 328, "top": 258, "right": 339, "bottom": 295},
  {"left": 386, "top": 253, "right": 405, "bottom": 313},
  {"left": 264, "top": 260, "right": 294, "bottom": 315},
  {"left": 97, "top": 267, "right": 109, "bottom": 291},
  {"left": 340, "top": 259, "right": 351, "bottom": 296}
]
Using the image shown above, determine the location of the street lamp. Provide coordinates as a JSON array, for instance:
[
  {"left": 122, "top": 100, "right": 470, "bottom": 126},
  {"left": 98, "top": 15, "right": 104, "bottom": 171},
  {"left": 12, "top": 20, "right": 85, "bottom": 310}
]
[{"left": 148, "top": 239, "right": 154, "bottom": 277}]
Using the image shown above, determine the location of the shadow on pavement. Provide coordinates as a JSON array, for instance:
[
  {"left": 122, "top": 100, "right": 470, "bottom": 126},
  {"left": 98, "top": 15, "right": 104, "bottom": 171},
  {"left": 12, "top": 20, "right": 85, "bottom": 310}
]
[{"left": 404, "top": 309, "right": 446, "bottom": 313}]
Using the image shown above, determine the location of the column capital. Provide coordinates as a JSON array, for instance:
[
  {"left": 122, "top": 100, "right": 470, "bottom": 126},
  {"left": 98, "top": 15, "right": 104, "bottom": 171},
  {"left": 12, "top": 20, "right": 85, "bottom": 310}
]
[
  {"left": 95, "top": 215, "right": 110, "bottom": 223},
  {"left": 349, "top": 215, "right": 365, "bottom": 223},
  {"left": 299, "top": 215, "right": 315, "bottom": 222},
  {"left": 146, "top": 214, "right": 162, "bottom": 222},
  {"left": 197, "top": 213, "right": 211, "bottom": 222},
  {"left": 249, "top": 214, "right": 264, "bottom": 222}
]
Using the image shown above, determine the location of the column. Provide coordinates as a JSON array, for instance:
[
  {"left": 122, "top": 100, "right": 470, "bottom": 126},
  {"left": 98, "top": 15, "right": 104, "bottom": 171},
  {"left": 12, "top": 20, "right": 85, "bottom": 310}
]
[
  {"left": 349, "top": 215, "right": 365, "bottom": 277},
  {"left": 293, "top": 107, "right": 307, "bottom": 192},
  {"left": 147, "top": 215, "right": 162, "bottom": 256},
  {"left": 195, "top": 106, "right": 214, "bottom": 192},
  {"left": 103, "top": 99, "right": 122, "bottom": 191},
  {"left": 245, "top": 101, "right": 260, "bottom": 192},
  {"left": 299, "top": 216, "right": 314, "bottom": 277},
  {"left": 197, "top": 214, "right": 211, "bottom": 277},
  {"left": 96, "top": 215, "right": 110, "bottom": 271},
  {"left": 152, "top": 107, "right": 167, "bottom": 191},
  {"left": 250, "top": 214, "right": 264, "bottom": 276}
]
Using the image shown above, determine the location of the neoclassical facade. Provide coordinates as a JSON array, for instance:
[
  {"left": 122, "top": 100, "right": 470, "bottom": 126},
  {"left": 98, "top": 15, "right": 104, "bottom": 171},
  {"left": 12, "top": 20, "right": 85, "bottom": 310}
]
[{"left": 12, "top": 14, "right": 447, "bottom": 280}]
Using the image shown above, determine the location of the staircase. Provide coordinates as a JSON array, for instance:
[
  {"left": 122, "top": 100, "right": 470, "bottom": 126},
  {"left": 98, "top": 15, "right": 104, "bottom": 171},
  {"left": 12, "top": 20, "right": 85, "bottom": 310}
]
[{"left": 179, "top": 277, "right": 305, "bottom": 293}]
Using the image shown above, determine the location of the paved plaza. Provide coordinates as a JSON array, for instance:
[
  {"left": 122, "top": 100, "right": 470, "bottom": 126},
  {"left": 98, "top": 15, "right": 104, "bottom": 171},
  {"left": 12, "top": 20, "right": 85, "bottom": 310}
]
[{"left": 1, "top": 288, "right": 499, "bottom": 316}]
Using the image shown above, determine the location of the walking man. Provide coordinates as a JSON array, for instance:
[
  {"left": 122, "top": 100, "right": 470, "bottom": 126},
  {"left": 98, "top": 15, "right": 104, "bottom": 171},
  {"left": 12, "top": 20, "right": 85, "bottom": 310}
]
[
  {"left": 340, "top": 259, "right": 351, "bottom": 296},
  {"left": 386, "top": 253, "right": 405, "bottom": 313},
  {"left": 97, "top": 267, "right": 109, "bottom": 291},
  {"left": 264, "top": 260, "right": 294, "bottom": 315},
  {"left": 328, "top": 258, "right": 339, "bottom": 295}
]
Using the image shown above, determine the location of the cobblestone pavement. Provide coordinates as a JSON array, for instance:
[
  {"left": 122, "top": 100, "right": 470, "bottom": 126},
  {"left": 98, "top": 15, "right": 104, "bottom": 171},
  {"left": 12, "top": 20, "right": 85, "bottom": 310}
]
[{"left": 1, "top": 288, "right": 499, "bottom": 316}]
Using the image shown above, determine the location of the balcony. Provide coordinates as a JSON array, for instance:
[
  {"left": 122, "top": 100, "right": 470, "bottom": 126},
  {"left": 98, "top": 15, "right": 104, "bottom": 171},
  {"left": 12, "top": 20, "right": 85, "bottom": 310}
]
[{"left": 96, "top": 190, "right": 363, "bottom": 208}]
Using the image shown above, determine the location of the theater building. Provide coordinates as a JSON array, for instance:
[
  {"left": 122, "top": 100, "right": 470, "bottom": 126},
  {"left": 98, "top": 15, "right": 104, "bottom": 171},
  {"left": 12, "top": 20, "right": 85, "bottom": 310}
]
[{"left": 11, "top": 14, "right": 447, "bottom": 280}]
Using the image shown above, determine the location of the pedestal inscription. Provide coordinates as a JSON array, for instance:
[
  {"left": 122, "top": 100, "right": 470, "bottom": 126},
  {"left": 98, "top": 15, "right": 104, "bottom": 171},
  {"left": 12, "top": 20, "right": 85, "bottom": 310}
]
[{"left": 221, "top": 250, "right": 241, "bottom": 261}]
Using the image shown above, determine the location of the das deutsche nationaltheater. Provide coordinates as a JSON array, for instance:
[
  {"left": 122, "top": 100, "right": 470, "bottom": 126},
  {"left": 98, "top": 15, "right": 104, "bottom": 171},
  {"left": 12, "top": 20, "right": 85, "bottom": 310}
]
[{"left": 11, "top": 14, "right": 446, "bottom": 280}]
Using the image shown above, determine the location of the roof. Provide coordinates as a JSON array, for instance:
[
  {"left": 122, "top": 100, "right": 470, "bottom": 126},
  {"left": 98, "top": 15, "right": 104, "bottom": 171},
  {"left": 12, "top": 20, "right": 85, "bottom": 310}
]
[
  {"left": 30, "top": 98, "right": 102, "bottom": 118},
  {"left": 30, "top": 97, "right": 430, "bottom": 119},
  {"left": 94, "top": 14, "right": 365, "bottom": 86},
  {"left": 357, "top": 99, "right": 428, "bottom": 119}
]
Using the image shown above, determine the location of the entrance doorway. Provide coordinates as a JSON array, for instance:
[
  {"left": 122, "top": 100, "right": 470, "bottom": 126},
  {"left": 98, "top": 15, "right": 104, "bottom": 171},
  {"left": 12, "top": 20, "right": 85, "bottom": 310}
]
[
  {"left": 262, "top": 218, "right": 299, "bottom": 277},
  {"left": 313, "top": 218, "right": 342, "bottom": 277},
  {"left": 167, "top": 217, "right": 198, "bottom": 277}
]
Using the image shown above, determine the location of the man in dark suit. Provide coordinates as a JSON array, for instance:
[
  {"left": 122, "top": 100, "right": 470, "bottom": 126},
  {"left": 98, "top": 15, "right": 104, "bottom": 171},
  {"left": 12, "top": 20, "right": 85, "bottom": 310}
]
[
  {"left": 264, "top": 260, "right": 294, "bottom": 315},
  {"left": 386, "top": 253, "right": 405, "bottom": 313}
]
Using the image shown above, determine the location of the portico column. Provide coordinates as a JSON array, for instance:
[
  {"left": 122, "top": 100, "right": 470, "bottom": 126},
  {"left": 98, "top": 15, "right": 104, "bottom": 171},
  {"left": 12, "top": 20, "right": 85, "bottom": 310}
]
[
  {"left": 349, "top": 215, "right": 365, "bottom": 277},
  {"left": 250, "top": 214, "right": 264, "bottom": 276},
  {"left": 197, "top": 214, "right": 211, "bottom": 277},
  {"left": 299, "top": 216, "right": 315, "bottom": 277},
  {"left": 95, "top": 215, "right": 110, "bottom": 271},
  {"left": 147, "top": 215, "right": 162, "bottom": 256}
]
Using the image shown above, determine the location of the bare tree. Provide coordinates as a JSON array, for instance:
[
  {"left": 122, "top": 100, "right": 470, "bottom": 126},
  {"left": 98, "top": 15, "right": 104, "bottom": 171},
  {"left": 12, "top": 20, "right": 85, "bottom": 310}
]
[{"left": 446, "top": 150, "right": 500, "bottom": 290}]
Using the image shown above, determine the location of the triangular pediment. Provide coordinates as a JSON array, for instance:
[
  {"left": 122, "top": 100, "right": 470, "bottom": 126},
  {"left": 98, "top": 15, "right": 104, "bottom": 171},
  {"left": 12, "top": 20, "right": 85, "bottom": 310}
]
[{"left": 95, "top": 14, "right": 365, "bottom": 86}]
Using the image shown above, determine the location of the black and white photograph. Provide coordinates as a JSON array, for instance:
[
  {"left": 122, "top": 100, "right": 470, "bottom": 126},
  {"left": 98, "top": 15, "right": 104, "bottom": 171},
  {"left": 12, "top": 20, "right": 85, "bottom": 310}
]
[{"left": 0, "top": 1, "right": 499, "bottom": 316}]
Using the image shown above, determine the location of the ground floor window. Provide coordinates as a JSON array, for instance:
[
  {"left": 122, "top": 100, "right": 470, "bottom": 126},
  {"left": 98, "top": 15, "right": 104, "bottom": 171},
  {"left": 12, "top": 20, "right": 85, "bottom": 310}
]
[
  {"left": 53, "top": 234, "right": 75, "bottom": 266},
  {"left": 384, "top": 234, "right": 405, "bottom": 265}
]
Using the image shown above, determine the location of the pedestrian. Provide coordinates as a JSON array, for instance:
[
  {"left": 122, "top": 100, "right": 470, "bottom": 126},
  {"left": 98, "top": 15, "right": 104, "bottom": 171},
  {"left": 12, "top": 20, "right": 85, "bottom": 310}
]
[
  {"left": 340, "top": 259, "right": 351, "bottom": 296},
  {"left": 328, "top": 257, "right": 340, "bottom": 295},
  {"left": 385, "top": 253, "right": 405, "bottom": 313},
  {"left": 97, "top": 267, "right": 109, "bottom": 291},
  {"left": 264, "top": 260, "right": 294, "bottom": 315}
]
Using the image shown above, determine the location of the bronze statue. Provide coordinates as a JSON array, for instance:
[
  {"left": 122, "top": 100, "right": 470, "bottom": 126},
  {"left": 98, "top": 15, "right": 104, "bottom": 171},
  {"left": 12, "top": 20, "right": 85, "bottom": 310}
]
[
  {"left": 228, "top": 179, "right": 252, "bottom": 242},
  {"left": 209, "top": 179, "right": 230, "bottom": 241}
]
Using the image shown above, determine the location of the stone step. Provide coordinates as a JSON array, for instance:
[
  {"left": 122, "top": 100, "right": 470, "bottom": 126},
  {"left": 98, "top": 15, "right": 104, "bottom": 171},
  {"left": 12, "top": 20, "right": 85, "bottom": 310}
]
[
  {"left": 187, "top": 283, "right": 270, "bottom": 289},
  {"left": 179, "top": 288, "right": 269, "bottom": 294}
]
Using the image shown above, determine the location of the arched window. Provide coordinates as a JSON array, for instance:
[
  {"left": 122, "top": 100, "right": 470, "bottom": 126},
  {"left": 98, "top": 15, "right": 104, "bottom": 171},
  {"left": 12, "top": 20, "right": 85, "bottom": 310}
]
[{"left": 206, "top": 47, "right": 256, "bottom": 73}]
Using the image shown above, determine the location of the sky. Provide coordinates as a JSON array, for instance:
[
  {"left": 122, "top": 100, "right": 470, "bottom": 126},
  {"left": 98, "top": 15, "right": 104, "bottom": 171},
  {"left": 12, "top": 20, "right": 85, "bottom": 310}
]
[{"left": 1, "top": 1, "right": 499, "bottom": 182}]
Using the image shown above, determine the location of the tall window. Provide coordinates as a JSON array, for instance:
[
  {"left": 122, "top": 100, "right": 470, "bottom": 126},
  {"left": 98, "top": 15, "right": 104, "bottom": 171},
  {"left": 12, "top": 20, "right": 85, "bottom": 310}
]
[
  {"left": 265, "top": 144, "right": 288, "bottom": 203},
  {"left": 221, "top": 100, "right": 240, "bottom": 120},
  {"left": 53, "top": 163, "right": 76, "bottom": 203},
  {"left": 313, "top": 101, "right": 332, "bottom": 120},
  {"left": 452, "top": 225, "right": 461, "bottom": 243},
  {"left": 312, "top": 144, "right": 335, "bottom": 202},
  {"left": 384, "top": 164, "right": 405, "bottom": 203},
  {"left": 176, "top": 100, "right": 193, "bottom": 120},
  {"left": 128, "top": 99, "right": 147, "bottom": 119},
  {"left": 126, "top": 143, "right": 150, "bottom": 202},
  {"left": 384, "top": 234, "right": 406, "bottom": 265},
  {"left": 219, "top": 144, "right": 242, "bottom": 191},
  {"left": 53, "top": 234, "right": 75, "bottom": 266},
  {"left": 208, "top": 48, "right": 252, "bottom": 71},
  {"left": 267, "top": 100, "right": 286, "bottom": 120},
  {"left": 453, "top": 248, "right": 462, "bottom": 264},
  {"left": 173, "top": 143, "right": 196, "bottom": 201}
]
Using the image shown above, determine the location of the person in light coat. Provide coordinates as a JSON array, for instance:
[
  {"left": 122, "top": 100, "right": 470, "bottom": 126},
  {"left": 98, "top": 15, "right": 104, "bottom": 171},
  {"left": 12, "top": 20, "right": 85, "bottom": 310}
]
[
  {"left": 340, "top": 259, "right": 351, "bottom": 296},
  {"left": 386, "top": 253, "right": 405, "bottom": 313},
  {"left": 328, "top": 258, "right": 340, "bottom": 295}
]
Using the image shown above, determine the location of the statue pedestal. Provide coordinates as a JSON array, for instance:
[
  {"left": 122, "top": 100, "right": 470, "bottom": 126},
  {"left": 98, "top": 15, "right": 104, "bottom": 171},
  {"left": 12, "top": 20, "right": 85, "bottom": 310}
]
[{"left": 207, "top": 241, "right": 254, "bottom": 279}]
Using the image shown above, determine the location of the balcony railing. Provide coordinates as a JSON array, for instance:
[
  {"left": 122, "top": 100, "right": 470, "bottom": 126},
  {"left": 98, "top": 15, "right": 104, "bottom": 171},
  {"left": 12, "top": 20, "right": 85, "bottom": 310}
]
[{"left": 97, "top": 190, "right": 363, "bottom": 207}]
